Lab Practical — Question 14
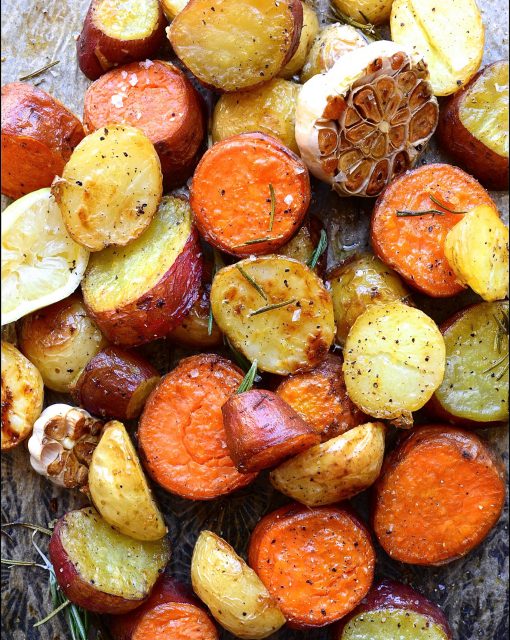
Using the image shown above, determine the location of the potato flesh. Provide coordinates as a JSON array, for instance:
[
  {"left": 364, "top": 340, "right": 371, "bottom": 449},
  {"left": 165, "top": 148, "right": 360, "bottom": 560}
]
[
  {"left": 95, "top": 0, "right": 161, "bottom": 39},
  {"left": 169, "top": 0, "right": 298, "bottom": 91},
  {"left": 59, "top": 508, "right": 169, "bottom": 599},
  {"left": 343, "top": 302, "right": 445, "bottom": 420},
  {"left": 161, "top": 0, "right": 188, "bottom": 20},
  {"left": 331, "top": 0, "right": 393, "bottom": 26},
  {"left": 327, "top": 253, "right": 410, "bottom": 346},
  {"left": 53, "top": 125, "right": 162, "bottom": 252},
  {"left": 279, "top": 2, "right": 319, "bottom": 78},
  {"left": 210, "top": 255, "right": 335, "bottom": 375},
  {"left": 83, "top": 196, "right": 191, "bottom": 313},
  {"left": 270, "top": 422, "right": 385, "bottom": 506},
  {"left": 278, "top": 224, "right": 315, "bottom": 265},
  {"left": 434, "top": 302, "right": 509, "bottom": 422},
  {"left": 444, "top": 205, "right": 509, "bottom": 302},
  {"left": 191, "top": 531, "right": 285, "bottom": 639},
  {"left": 212, "top": 79, "right": 300, "bottom": 153},
  {"left": 390, "top": 0, "right": 484, "bottom": 96},
  {"left": 459, "top": 61, "right": 509, "bottom": 157},
  {"left": 340, "top": 609, "right": 449, "bottom": 640},
  {"left": 89, "top": 421, "right": 166, "bottom": 541}
]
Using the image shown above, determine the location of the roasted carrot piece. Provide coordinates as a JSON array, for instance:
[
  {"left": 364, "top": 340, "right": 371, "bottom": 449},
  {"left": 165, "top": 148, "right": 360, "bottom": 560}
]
[
  {"left": 248, "top": 503, "right": 375, "bottom": 628},
  {"left": 138, "top": 354, "right": 257, "bottom": 500},
  {"left": 373, "top": 425, "right": 505, "bottom": 566},
  {"left": 276, "top": 354, "right": 366, "bottom": 441},
  {"left": 190, "top": 132, "right": 311, "bottom": 256},
  {"left": 132, "top": 603, "right": 218, "bottom": 640},
  {"left": 83, "top": 60, "right": 205, "bottom": 188},
  {"left": 371, "top": 164, "right": 496, "bottom": 297}
]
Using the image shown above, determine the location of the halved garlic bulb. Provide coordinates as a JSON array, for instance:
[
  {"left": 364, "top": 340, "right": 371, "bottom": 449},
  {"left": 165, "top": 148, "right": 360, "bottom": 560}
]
[{"left": 295, "top": 40, "right": 439, "bottom": 197}]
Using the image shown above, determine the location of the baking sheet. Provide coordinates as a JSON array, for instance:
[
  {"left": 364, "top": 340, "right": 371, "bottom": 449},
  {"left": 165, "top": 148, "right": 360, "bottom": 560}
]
[{"left": 1, "top": 1, "right": 508, "bottom": 638}]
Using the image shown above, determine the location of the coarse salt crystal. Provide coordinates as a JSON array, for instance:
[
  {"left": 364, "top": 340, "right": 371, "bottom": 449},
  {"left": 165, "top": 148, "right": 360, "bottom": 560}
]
[
  {"left": 121, "top": 70, "right": 128, "bottom": 79},
  {"left": 189, "top": 369, "right": 199, "bottom": 378},
  {"left": 139, "top": 59, "right": 154, "bottom": 69},
  {"left": 111, "top": 94, "right": 124, "bottom": 108},
  {"left": 292, "top": 308, "right": 301, "bottom": 322},
  {"left": 129, "top": 73, "right": 138, "bottom": 86},
  {"left": 136, "top": 111, "right": 142, "bottom": 120},
  {"left": 284, "top": 194, "right": 293, "bottom": 205}
]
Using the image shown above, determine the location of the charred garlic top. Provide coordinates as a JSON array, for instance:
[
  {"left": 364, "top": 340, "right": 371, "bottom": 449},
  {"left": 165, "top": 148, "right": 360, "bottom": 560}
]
[{"left": 295, "top": 40, "right": 439, "bottom": 197}]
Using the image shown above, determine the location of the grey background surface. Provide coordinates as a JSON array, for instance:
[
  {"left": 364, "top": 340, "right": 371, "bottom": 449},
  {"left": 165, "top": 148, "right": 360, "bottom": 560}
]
[{"left": 1, "top": 1, "right": 508, "bottom": 639}]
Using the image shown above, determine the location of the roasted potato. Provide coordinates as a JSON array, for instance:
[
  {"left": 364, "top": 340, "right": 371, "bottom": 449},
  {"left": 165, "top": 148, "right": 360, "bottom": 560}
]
[
  {"left": 278, "top": 216, "right": 327, "bottom": 275},
  {"left": 72, "top": 346, "right": 160, "bottom": 420},
  {"left": 270, "top": 422, "right": 385, "bottom": 506},
  {"left": 18, "top": 294, "right": 108, "bottom": 393},
  {"left": 1, "top": 83, "right": 85, "bottom": 199},
  {"left": 438, "top": 61, "right": 509, "bottom": 190},
  {"left": 49, "top": 507, "right": 170, "bottom": 613},
  {"left": 52, "top": 125, "right": 163, "bottom": 252},
  {"left": 167, "top": 283, "right": 222, "bottom": 348},
  {"left": 160, "top": 0, "right": 188, "bottom": 20},
  {"left": 343, "top": 302, "right": 446, "bottom": 425},
  {"left": 429, "top": 301, "right": 509, "bottom": 424},
  {"left": 279, "top": 1, "right": 320, "bottom": 78},
  {"left": 1, "top": 341, "right": 44, "bottom": 451},
  {"left": 326, "top": 253, "right": 411, "bottom": 346},
  {"left": 391, "top": 0, "right": 484, "bottom": 96},
  {"left": 77, "top": 0, "right": 166, "bottom": 80},
  {"left": 444, "top": 205, "right": 509, "bottom": 302},
  {"left": 168, "top": 0, "right": 303, "bottom": 92},
  {"left": 212, "top": 79, "right": 300, "bottom": 153},
  {"left": 89, "top": 421, "right": 166, "bottom": 540},
  {"left": 276, "top": 354, "right": 367, "bottom": 441},
  {"left": 210, "top": 255, "right": 335, "bottom": 375},
  {"left": 331, "top": 0, "right": 393, "bottom": 26},
  {"left": 222, "top": 389, "right": 320, "bottom": 473},
  {"left": 337, "top": 580, "right": 453, "bottom": 640},
  {"left": 191, "top": 531, "right": 286, "bottom": 639},
  {"left": 82, "top": 195, "right": 202, "bottom": 346},
  {"left": 300, "top": 23, "right": 367, "bottom": 83}
]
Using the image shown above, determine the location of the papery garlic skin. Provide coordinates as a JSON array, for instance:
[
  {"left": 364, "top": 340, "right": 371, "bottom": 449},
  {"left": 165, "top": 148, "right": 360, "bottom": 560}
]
[{"left": 28, "top": 404, "right": 103, "bottom": 489}]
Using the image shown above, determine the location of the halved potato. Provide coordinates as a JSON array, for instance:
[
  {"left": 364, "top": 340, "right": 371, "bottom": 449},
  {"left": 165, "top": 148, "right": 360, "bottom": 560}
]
[
  {"left": 1, "top": 341, "right": 44, "bottom": 451},
  {"left": 279, "top": 1, "right": 320, "bottom": 78},
  {"left": 444, "top": 205, "right": 509, "bottom": 302},
  {"left": 89, "top": 421, "right": 166, "bottom": 541},
  {"left": 210, "top": 255, "right": 335, "bottom": 375},
  {"left": 343, "top": 302, "right": 446, "bottom": 424},
  {"left": 49, "top": 507, "right": 170, "bottom": 614},
  {"left": 191, "top": 531, "right": 285, "bottom": 639},
  {"left": 82, "top": 195, "right": 202, "bottom": 346},
  {"left": 212, "top": 79, "right": 300, "bottom": 153},
  {"left": 52, "top": 125, "right": 163, "bottom": 251},
  {"left": 168, "top": 0, "right": 303, "bottom": 92},
  {"left": 270, "top": 422, "right": 385, "bottom": 506},
  {"left": 331, "top": 0, "right": 393, "bottom": 26},
  {"left": 390, "top": 0, "right": 484, "bottom": 96}
]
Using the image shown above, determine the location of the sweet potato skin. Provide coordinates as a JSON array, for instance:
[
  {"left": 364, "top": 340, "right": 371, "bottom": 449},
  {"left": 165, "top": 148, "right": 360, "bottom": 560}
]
[
  {"left": 372, "top": 425, "right": 506, "bottom": 565},
  {"left": 84, "top": 227, "right": 202, "bottom": 347},
  {"left": 1, "top": 82, "right": 85, "bottom": 199},
  {"left": 77, "top": 0, "right": 166, "bottom": 80},
  {"left": 72, "top": 346, "right": 160, "bottom": 420},
  {"left": 222, "top": 389, "right": 320, "bottom": 473}
]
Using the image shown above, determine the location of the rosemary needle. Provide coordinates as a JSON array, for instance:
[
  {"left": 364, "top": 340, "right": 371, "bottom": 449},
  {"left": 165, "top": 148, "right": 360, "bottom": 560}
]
[
  {"left": 307, "top": 229, "right": 327, "bottom": 269},
  {"left": 19, "top": 60, "right": 59, "bottom": 81},
  {"left": 236, "top": 265, "right": 267, "bottom": 300},
  {"left": 268, "top": 183, "right": 276, "bottom": 232},
  {"left": 249, "top": 299, "right": 297, "bottom": 317},
  {"left": 236, "top": 359, "right": 258, "bottom": 394}
]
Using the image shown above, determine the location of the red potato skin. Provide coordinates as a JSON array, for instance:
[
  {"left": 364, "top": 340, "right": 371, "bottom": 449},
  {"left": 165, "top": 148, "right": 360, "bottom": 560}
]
[
  {"left": 336, "top": 579, "right": 453, "bottom": 639},
  {"left": 71, "top": 346, "right": 160, "bottom": 420},
  {"left": 49, "top": 517, "right": 147, "bottom": 614},
  {"left": 84, "top": 227, "right": 203, "bottom": 347},
  {"left": 437, "top": 63, "right": 509, "bottom": 191},
  {"left": 1, "top": 82, "right": 85, "bottom": 199},
  {"left": 221, "top": 389, "right": 321, "bottom": 473},
  {"left": 107, "top": 576, "right": 201, "bottom": 640},
  {"left": 77, "top": 0, "right": 167, "bottom": 80}
]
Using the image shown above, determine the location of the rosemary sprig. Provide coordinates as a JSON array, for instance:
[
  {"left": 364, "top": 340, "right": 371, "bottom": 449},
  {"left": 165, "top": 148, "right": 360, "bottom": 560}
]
[
  {"left": 236, "top": 265, "right": 267, "bottom": 300},
  {"left": 429, "top": 194, "right": 466, "bottom": 214},
  {"left": 19, "top": 60, "right": 59, "bottom": 81},
  {"left": 249, "top": 298, "right": 297, "bottom": 317},
  {"left": 268, "top": 184, "right": 276, "bottom": 232},
  {"left": 236, "top": 359, "right": 258, "bottom": 394},
  {"left": 329, "top": 6, "right": 382, "bottom": 40},
  {"left": 307, "top": 229, "right": 327, "bottom": 269},
  {"left": 208, "top": 248, "right": 225, "bottom": 336},
  {"left": 1, "top": 521, "right": 52, "bottom": 536}
]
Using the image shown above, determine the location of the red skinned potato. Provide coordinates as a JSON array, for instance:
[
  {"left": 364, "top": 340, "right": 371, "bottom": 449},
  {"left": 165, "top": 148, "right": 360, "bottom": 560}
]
[
  {"left": 222, "top": 389, "right": 320, "bottom": 473},
  {"left": 337, "top": 579, "right": 453, "bottom": 640},
  {"left": 437, "top": 60, "right": 508, "bottom": 190},
  {"left": 83, "top": 60, "right": 205, "bottom": 189},
  {"left": 82, "top": 195, "right": 202, "bottom": 346},
  {"left": 1, "top": 82, "right": 85, "bottom": 199},
  {"left": 72, "top": 346, "right": 160, "bottom": 420},
  {"left": 77, "top": 0, "right": 166, "bottom": 80},
  {"left": 49, "top": 507, "right": 170, "bottom": 614}
]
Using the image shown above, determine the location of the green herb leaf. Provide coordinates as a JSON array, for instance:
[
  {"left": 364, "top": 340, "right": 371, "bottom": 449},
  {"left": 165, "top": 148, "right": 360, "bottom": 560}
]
[
  {"left": 237, "top": 235, "right": 281, "bottom": 246},
  {"left": 34, "top": 599, "right": 71, "bottom": 628},
  {"left": 249, "top": 299, "right": 297, "bottom": 317},
  {"left": 236, "top": 265, "right": 267, "bottom": 300},
  {"left": 396, "top": 209, "right": 447, "bottom": 217},
  {"left": 307, "top": 229, "right": 327, "bottom": 269},
  {"left": 268, "top": 183, "right": 276, "bottom": 232},
  {"left": 236, "top": 359, "right": 258, "bottom": 394},
  {"left": 19, "top": 60, "right": 59, "bottom": 81}
]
